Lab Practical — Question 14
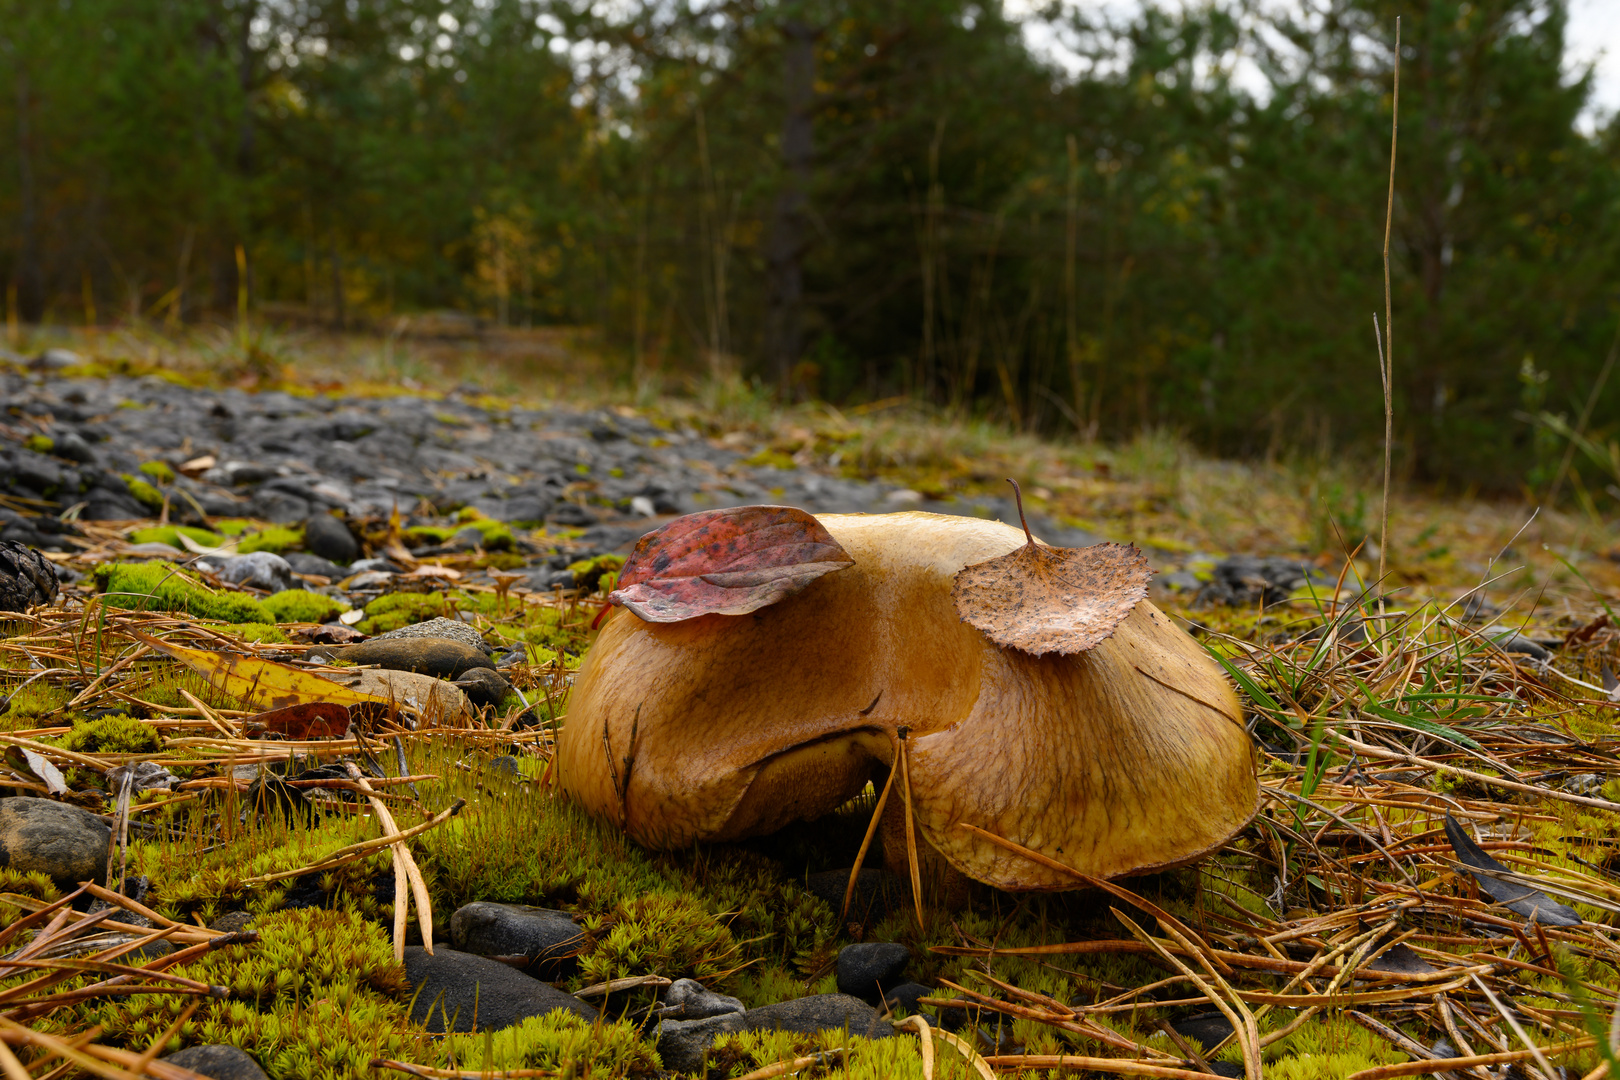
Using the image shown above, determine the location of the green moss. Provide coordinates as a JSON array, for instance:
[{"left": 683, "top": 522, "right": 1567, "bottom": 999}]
[
  {"left": 86, "top": 908, "right": 422, "bottom": 1080},
  {"left": 0, "top": 677, "right": 72, "bottom": 731},
  {"left": 23, "top": 434, "right": 54, "bottom": 455},
  {"left": 708, "top": 1028, "right": 950, "bottom": 1079},
  {"left": 128, "top": 525, "right": 226, "bottom": 549},
  {"left": 59, "top": 713, "right": 162, "bottom": 755},
  {"left": 745, "top": 448, "right": 797, "bottom": 470},
  {"left": 357, "top": 591, "right": 452, "bottom": 634},
  {"left": 237, "top": 525, "right": 303, "bottom": 554},
  {"left": 224, "top": 622, "right": 291, "bottom": 644},
  {"left": 575, "top": 891, "right": 741, "bottom": 988},
  {"left": 121, "top": 475, "right": 167, "bottom": 511},
  {"left": 0, "top": 869, "right": 62, "bottom": 929},
  {"left": 131, "top": 806, "right": 387, "bottom": 919},
  {"left": 440, "top": 1013, "right": 660, "bottom": 1078},
  {"left": 566, "top": 552, "right": 625, "bottom": 591},
  {"left": 214, "top": 519, "right": 254, "bottom": 536},
  {"left": 260, "top": 590, "right": 348, "bottom": 624},
  {"left": 93, "top": 562, "right": 271, "bottom": 623},
  {"left": 138, "top": 460, "right": 177, "bottom": 485}
]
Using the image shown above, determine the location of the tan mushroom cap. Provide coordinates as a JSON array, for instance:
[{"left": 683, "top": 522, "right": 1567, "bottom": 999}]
[{"left": 556, "top": 511, "right": 1258, "bottom": 890}]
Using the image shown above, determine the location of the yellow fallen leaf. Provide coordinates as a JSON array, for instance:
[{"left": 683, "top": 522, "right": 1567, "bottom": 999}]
[{"left": 129, "top": 630, "right": 396, "bottom": 712}]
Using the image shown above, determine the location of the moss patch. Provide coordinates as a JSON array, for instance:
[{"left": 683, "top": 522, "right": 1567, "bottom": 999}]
[
  {"left": 238, "top": 525, "right": 304, "bottom": 554},
  {"left": 440, "top": 1013, "right": 660, "bottom": 1078},
  {"left": 138, "top": 460, "right": 177, "bottom": 485},
  {"left": 128, "top": 525, "right": 226, "bottom": 549},
  {"left": 260, "top": 590, "right": 348, "bottom": 624},
  {"left": 93, "top": 562, "right": 271, "bottom": 623},
  {"left": 121, "top": 475, "right": 167, "bottom": 511}
]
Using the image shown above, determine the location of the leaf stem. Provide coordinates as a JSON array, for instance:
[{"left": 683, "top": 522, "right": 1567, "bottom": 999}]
[{"left": 1006, "top": 478, "right": 1035, "bottom": 547}]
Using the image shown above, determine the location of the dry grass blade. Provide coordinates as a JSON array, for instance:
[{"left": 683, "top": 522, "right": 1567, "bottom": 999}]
[
  {"left": 1346, "top": 1038, "right": 1596, "bottom": 1079},
  {"left": 928, "top": 1026, "right": 995, "bottom": 1080},
  {"left": 347, "top": 763, "right": 434, "bottom": 958},
  {"left": 1112, "top": 909, "right": 1261, "bottom": 1080},
  {"left": 369, "top": 1064, "right": 559, "bottom": 1080},
  {"left": 893, "top": 1015, "right": 936, "bottom": 1080},
  {"left": 898, "top": 729, "right": 925, "bottom": 929},
  {"left": 237, "top": 798, "right": 466, "bottom": 886},
  {"left": 843, "top": 754, "right": 898, "bottom": 922},
  {"left": 732, "top": 1049, "right": 845, "bottom": 1080},
  {"left": 980, "top": 1057, "right": 1232, "bottom": 1079}
]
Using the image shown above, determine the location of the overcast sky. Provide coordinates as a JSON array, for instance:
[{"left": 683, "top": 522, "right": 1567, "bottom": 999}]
[{"left": 1012, "top": 0, "right": 1620, "bottom": 133}]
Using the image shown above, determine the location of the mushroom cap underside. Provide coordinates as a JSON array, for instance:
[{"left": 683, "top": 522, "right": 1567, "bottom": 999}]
[{"left": 556, "top": 511, "right": 1258, "bottom": 890}]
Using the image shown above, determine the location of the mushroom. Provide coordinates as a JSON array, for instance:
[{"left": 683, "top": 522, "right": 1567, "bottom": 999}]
[{"left": 555, "top": 511, "right": 1257, "bottom": 891}]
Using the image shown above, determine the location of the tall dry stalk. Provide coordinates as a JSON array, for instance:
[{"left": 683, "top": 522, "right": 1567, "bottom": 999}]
[{"left": 1376, "top": 18, "right": 1401, "bottom": 623}]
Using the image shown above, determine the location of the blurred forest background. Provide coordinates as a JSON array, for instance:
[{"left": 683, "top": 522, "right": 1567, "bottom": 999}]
[{"left": 3, "top": 0, "right": 1619, "bottom": 491}]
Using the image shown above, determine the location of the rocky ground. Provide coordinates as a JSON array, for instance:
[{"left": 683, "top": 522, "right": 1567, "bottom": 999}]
[{"left": 4, "top": 350, "right": 1618, "bottom": 1080}]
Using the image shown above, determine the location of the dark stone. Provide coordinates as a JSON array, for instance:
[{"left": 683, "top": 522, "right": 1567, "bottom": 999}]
[
  {"left": 660, "top": 978, "right": 745, "bottom": 1021},
  {"left": 448, "top": 902, "right": 586, "bottom": 976},
  {"left": 1196, "top": 555, "right": 1323, "bottom": 608},
  {"left": 455, "top": 667, "right": 515, "bottom": 710},
  {"left": 881, "top": 982, "right": 931, "bottom": 1016},
  {"left": 208, "top": 911, "right": 256, "bottom": 935},
  {"left": 208, "top": 552, "right": 298, "bottom": 593},
  {"left": 0, "top": 797, "right": 111, "bottom": 890},
  {"left": 81, "top": 488, "right": 149, "bottom": 519},
  {"left": 1170, "top": 1011, "right": 1234, "bottom": 1049},
  {"left": 161, "top": 1045, "right": 269, "bottom": 1080},
  {"left": 489, "top": 493, "right": 552, "bottom": 524},
  {"left": 836, "top": 942, "right": 912, "bottom": 1003},
  {"left": 339, "top": 637, "right": 495, "bottom": 680},
  {"left": 547, "top": 502, "right": 598, "bottom": 527},
  {"left": 655, "top": 1013, "right": 748, "bottom": 1072},
  {"left": 11, "top": 451, "right": 64, "bottom": 494},
  {"left": 250, "top": 489, "right": 311, "bottom": 524},
  {"left": 51, "top": 432, "right": 97, "bottom": 463},
  {"left": 303, "top": 512, "right": 359, "bottom": 564},
  {"left": 284, "top": 551, "right": 349, "bottom": 580},
  {"left": 403, "top": 946, "right": 597, "bottom": 1032},
  {"left": 744, "top": 994, "right": 895, "bottom": 1041},
  {"left": 656, "top": 992, "right": 892, "bottom": 1072},
  {"left": 372, "top": 617, "right": 490, "bottom": 653},
  {"left": 0, "top": 541, "right": 59, "bottom": 612}
]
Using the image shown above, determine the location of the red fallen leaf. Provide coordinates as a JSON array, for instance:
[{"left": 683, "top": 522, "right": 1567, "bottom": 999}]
[
  {"left": 608, "top": 505, "right": 855, "bottom": 622},
  {"left": 951, "top": 480, "right": 1154, "bottom": 656},
  {"left": 246, "top": 701, "right": 353, "bottom": 740}
]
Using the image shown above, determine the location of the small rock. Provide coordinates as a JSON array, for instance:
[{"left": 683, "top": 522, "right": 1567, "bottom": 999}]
[
  {"left": 284, "top": 551, "right": 348, "bottom": 580},
  {"left": 403, "top": 946, "right": 597, "bottom": 1032},
  {"left": 881, "top": 982, "right": 931, "bottom": 1016},
  {"left": 449, "top": 903, "right": 586, "bottom": 976},
  {"left": 1171, "top": 1010, "right": 1234, "bottom": 1049},
  {"left": 547, "top": 502, "right": 598, "bottom": 527},
  {"left": 303, "top": 512, "right": 359, "bottom": 564},
  {"left": 836, "top": 942, "right": 912, "bottom": 1003},
  {"left": 208, "top": 911, "right": 257, "bottom": 935},
  {"left": 33, "top": 348, "right": 82, "bottom": 370},
  {"left": 325, "top": 668, "right": 472, "bottom": 721},
  {"left": 745, "top": 993, "right": 895, "bottom": 1041},
  {"left": 655, "top": 1013, "right": 748, "bottom": 1072},
  {"left": 372, "top": 616, "right": 491, "bottom": 653},
  {"left": 349, "top": 557, "right": 399, "bottom": 574},
  {"left": 661, "top": 978, "right": 746, "bottom": 1021},
  {"left": 455, "top": 667, "right": 515, "bottom": 710},
  {"left": 0, "top": 797, "right": 111, "bottom": 890},
  {"left": 161, "top": 1045, "right": 269, "bottom": 1080},
  {"left": 52, "top": 432, "right": 97, "bottom": 463},
  {"left": 250, "top": 489, "right": 311, "bottom": 524},
  {"left": 338, "top": 637, "right": 494, "bottom": 680},
  {"left": 0, "top": 541, "right": 59, "bottom": 612},
  {"left": 1483, "top": 628, "right": 1553, "bottom": 661},
  {"left": 1196, "top": 555, "right": 1320, "bottom": 608},
  {"left": 208, "top": 552, "right": 298, "bottom": 593},
  {"left": 656, "top": 993, "right": 892, "bottom": 1072}
]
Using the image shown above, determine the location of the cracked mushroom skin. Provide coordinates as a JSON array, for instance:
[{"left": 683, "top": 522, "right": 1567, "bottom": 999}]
[{"left": 556, "top": 512, "right": 1257, "bottom": 890}]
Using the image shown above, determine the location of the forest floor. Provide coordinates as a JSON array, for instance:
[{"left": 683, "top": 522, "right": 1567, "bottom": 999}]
[{"left": 2, "top": 323, "right": 1620, "bottom": 1080}]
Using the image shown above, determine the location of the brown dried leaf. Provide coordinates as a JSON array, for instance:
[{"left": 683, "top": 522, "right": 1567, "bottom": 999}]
[
  {"left": 950, "top": 482, "right": 1153, "bottom": 656},
  {"left": 245, "top": 701, "right": 353, "bottom": 740},
  {"left": 608, "top": 505, "right": 854, "bottom": 622}
]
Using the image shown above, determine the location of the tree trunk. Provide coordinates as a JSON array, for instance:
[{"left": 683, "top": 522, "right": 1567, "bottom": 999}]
[
  {"left": 14, "top": 68, "right": 43, "bottom": 322},
  {"left": 763, "top": 19, "right": 815, "bottom": 397}
]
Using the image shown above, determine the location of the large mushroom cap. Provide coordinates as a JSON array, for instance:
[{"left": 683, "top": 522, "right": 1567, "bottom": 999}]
[{"left": 556, "top": 511, "right": 1257, "bottom": 890}]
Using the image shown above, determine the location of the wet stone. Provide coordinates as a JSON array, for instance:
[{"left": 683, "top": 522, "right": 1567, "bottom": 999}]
[
  {"left": 302, "top": 511, "right": 359, "bottom": 564},
  {"left": 0, "top": 797, "right": 111, "bottom": 890},
  {"left": 161, "top": 1046, "right": 269, "bottom": 1080},
  {"left": 338, "top": 636, "right": 495, "bottom": 680},
  {"left": 836, "top": 942, "right": 912, "bottom": 1003},
  {"left": 455, "top": 667, "right": 515, "bottom": 710},
  {"left": 403, "top": 946, "right": 597, "bottom": 1032},
  {"left": 449, "top": 902, "right": 585, "bottom": 976},
  {"left": 373, "top": 616, "right": 491, "bottom": 653}
]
